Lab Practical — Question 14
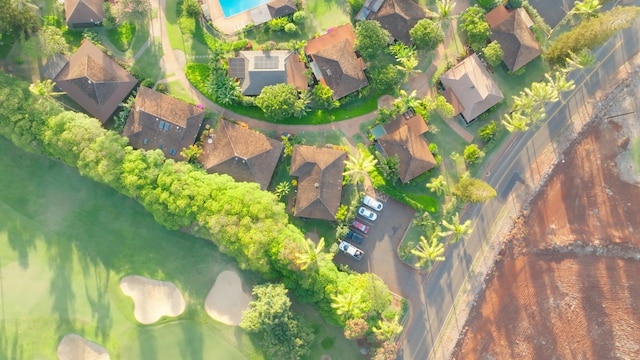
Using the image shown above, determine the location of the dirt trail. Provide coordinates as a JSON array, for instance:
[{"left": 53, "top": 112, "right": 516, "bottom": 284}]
[{"left": 451, "top": 54, "right": 640, "bottom": 359}]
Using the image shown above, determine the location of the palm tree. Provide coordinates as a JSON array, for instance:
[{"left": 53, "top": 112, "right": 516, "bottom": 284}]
[
  {"left": 563, "top": 50, "right": 596, "bottom": 74},
  {"left": 441, "top": 212, "right": 473, "bottom": 243},
  {"left": 525, "top": 81, "right": 558, "bottom": 104},
  {"left": 545, "top": 72, "right": 576, "bottom": 97},
  {"left": 570, "top": 0, "right": 601, "bottom": 20},
  {"left": 435, "top": 0, "right": 456, "bottom": 29},
  {"left": 426, "top": 175, "right": 448, "bottom": 196},
  {"left": 343, "top": 147, "right": 378, "bottom": 185},
  {"left": 393, "top": 89, "right": 420, "bottom": 114},
  {"left": 180, "top": 144, "right": 202, "bottom": 164},
  {"left": 29, "top": 79, "right": 65, "bottom": 101},
  {"left": 372, "top": 316, "right": 403, "bottom": 342},
  {"left": 274, "top": 181, "right": 291, "bottom": 200},
  {"left": 502, "top": 111, "right": 530, "bottom": 132},
  {"left": 294, "top": 237, "right": 333, "bottom": 271},
  {"left": 331, "top": 290, "right": 365, "bottom": 319},
  {"left": 411, "top": 232, "right": 445, "bottom": 269},
  {"left": 395, "top": 54, "right": 420, "bottom": 82}
]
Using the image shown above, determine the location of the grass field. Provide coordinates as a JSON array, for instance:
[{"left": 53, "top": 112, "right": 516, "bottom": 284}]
[{"left": 0, "top": 137, "right": 359, "bottom": 359}]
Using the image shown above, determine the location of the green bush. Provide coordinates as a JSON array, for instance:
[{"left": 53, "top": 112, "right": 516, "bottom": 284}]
[
  {"left": 106, "top": 22, "right": 136, "bottom": 51},
  {"left": 292, "top": 11, "right": 307, "bottom": 24},
  {"left": 178, "top": 15, "right": 196, "bottom": 35},
  {"left": 185, "top": 63, "right": 213, "bottom": 96},
  {"left": 478, "top": 121, "right": 498, "bottom": 143},
  {"left": 231, "top": 39, "right": 249, "bottom": 51}
]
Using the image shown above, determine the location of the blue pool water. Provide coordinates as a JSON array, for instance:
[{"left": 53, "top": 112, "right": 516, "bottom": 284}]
[{"left": 219, "top": 0, "right": 270, "bottom": 18}]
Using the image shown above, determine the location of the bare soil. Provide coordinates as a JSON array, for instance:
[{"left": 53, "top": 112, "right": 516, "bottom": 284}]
[{"left": 451, "top": 64, "right": 640, "bottom": 358}]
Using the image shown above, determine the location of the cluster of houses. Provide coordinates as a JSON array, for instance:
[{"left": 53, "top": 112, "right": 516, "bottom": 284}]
[{"left": 45, "top": 0, "right": 542, "bottom": 223}]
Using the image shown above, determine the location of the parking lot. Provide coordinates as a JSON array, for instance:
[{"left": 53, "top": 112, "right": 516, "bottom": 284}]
[{"left": 334, "top": 195, "right": 416, "bottom": 292}]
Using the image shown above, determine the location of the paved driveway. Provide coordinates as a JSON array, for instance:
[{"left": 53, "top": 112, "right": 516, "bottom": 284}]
[{"left": 334, "top": 198, "right": 416, "bottom": 295}]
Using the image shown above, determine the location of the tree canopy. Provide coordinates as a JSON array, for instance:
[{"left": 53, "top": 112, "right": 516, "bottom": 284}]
[
  {"left": 453, "top": 176, "right": 497, "bottom": 203},
  {"left": 410, "top": 19, "right": 444, "bottom": 51},
  {"left": 460, "top": 5, "right": 491, "bottom": 52},
  {"left": 355, "top": 20, "right": 390, "bottom": 61},
  {"left": 256, "top": 84, "right": 300, "bottom": 121},
  {"left": 240, "top": 284, "right": 314, "bottom": 360},
  {"left": 0, "top": 0, "right": 39, "bottom": 42}
]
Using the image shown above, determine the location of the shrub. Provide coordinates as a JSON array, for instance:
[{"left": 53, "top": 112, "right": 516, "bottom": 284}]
[
  {"left": 292, "top": 11, "right": 307, "bottom": 24},
  {"left": 268, "top": 17, "right": 289, "bottom": 31},
  {"left": 178, "top": 15, "right": 196, "bottom": 35},
  {"left": 181, "top": 0, "right": 201, "bottom": 17},
  {"left": 284, "top": 23, "right": 297, "bottom": 34},
  {"left": 478, "top": 121, "right": 498, "bottom": 143},
  {"left": 483, "top": 41, "right": 503, "bottom": 67},
  {"left": 477, "top": 0, "right": 500, "bottom": 10},
  {"left": 463, "top": 144, "right": 485, "bottom": 165},
  {"left": 231, "top": 39, "right": 249, "bottom": 51}
]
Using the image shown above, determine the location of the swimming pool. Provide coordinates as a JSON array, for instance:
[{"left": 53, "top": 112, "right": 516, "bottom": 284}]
[{"left": 219, "top": 0, "right": 270, "bottom": 18}]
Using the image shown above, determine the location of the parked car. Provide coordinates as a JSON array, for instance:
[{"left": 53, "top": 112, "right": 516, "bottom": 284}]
[
  {"left": 362, "top": 195, "right": 383, "bottom": 211},
  {"left": 351, "top": 220, "right": 370, "bottom": 234},
  {"left": 339, "top": 240, "right": 363, "bottom": 260},
  {"left": 358, "top": 206, "right": 378, "bottom": 221},
  {"left": 346, "top": 230, "right": 365, "bottom": 244}
]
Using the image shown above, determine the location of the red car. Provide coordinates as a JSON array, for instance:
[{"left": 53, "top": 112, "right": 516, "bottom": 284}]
[{"left": 351, "top": 220, "right": 370, "bottom": 234}]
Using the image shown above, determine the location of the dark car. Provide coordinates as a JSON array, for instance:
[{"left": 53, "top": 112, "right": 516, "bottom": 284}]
[
  {"left": 346, "top": 230, "right": 364, "bottom": 244},
  {"left": 351, "top": 220, "right": 370, "bottom": 234}
]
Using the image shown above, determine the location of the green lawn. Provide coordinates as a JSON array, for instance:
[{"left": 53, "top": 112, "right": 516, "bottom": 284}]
[
  {"left": 130, "top": 40, "right": 165, "bottom": 82},
  {"left": 304, "top": 0, "right": 351, "bottom": 32},
  {"left": 0, "top": 136, "right": 359, "bottom": 359}
]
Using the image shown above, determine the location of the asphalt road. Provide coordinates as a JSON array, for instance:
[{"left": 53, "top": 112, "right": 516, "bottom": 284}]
[{"left": 399, "top": 17, "right": 640, "bottom": 360}]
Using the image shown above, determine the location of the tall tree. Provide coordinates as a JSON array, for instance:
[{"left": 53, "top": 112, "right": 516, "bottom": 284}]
[
  {"left": 392, "top": 90, "right": 420, "bottom": 114},
  {"left": 255, "top": 84, "right": 300, "bottom": 121},
  {"left": 294, "top": 237, "right": 333, "bottom": 271},
  {"left": 180, "top": 144, "right": 202, "bottom": 163},
  {"left": 331, "top": 289, "right": 366, "bottom": 320},
  {"left": 409, "top": 19, "right": 444, "bottom": 51},
  {"left": 570, "top": 0, "right": 602, "bottom": 20},
  {"left": 426, "top": 175, "right": 448, "bottom": 196},
  {"left": 355, "top": 20, "right": 390, "bottom": 61},
  {"left": 0, "top": 0, "right": 39, "bottom": 41},
  {"left": 29, "top": 80, "right": 65, "bottom": 102},
  {"left": 452, "top": 176, "right": 497, "bottom": 203},
  {"left": 460, "top": 5, "right": 491, "bottom": 52},
  {"left": 22, "top": 26, "right": 69, "bottom": 59},
  {"left": 441, "top": 212, "right": 472, "bottom": 243},
  {"left": 372, "top": 316, "right": 403, "bottom": 342},
  {"left": 112, "top": 0, "right": 151, "bottom": 24},
  {"left": 240, "top": 284, "right": 314, "bottom": 360},
  {"left": 411, "top": 232, "right": 445, "bottom": 269},
  {"left": 343, "top": 147, "right": 378, "bottom": 185},
  {"left": 435, "top": 0, "right": 456, "bottom": 28}
]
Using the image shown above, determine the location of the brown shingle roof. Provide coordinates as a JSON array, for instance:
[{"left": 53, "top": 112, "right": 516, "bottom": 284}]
[
  {"left": 486, "top": 5, "right": 542, "bottom": 72},
  {"left": 440, "top": 53, "right": 504, "bottom": 122},
  {"left": 305, "top": 24, "right": 369, "bottom": 100},
  {"left": 267, "top": 0, "right": 297, "bottom": 18},
  {"left": 54, "top": 40, "right": 136, "bottom": 123},
  {"left": 290, "top": 145, "right": 346, "bottom": 221},
  {"left": 367, "top": 0, "right": 432, "bottom": 45},
  {"left": 378, "top": 113, "right": 436, "bottom": 183},
  {"left": 228, "top": 51, "right": 307, "bottom": 95},
  {"left": 122, "top": 87, "right": 205, "bottom": 160},
  {"left": 199, "top": 120, "right": 283, "bottom": 190},
  {"left": 65, "top": 0, "right": 105, "bottom": 26}
]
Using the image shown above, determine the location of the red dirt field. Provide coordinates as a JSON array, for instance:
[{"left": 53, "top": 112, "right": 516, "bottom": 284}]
[{"left": 452, "top": 72, "right": 640, "bottom": 359}]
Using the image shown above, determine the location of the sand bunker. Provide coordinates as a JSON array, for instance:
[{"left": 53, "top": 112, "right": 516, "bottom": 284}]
[
  {"left": 120, "top": 275, "right": 186, "bottom": 325},
  {"left": 57, "top": 334, "right": 110, "bottom": 360},
  {"left": 205, "top": 270, "right": 252, "bottom": 325}
]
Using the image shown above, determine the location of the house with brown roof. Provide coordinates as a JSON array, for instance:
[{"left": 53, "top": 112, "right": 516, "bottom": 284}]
[
  {"left": 122, "top": 87, "right": 205, "bottom": 160},
  {"left": 439, "top": 53, "right": 504, "bottom": 123},
  {"left": 199, "top": 120, "right": 283, "bottom": 190},
  {"left": 227, "top": 50, "right": 307, "bottom": 96},
  {"left": 65, "top": 0, "right": 105, "bottom": 27},
  {"left": 361, "top": 0, "right": 433, "bottom": 45},
  {"left": 267, "top": 0, "right": 297, "bottom": 18},
  {"left": 290, "top": 145, "right": 347, "bottom": 221},
  {"left": 305, "top": 24, "right": 369, "bottom": 100},
  {"left": 377, "top": 111, "right": 437, "bottom": 183},
  {"left": 485, "top": 5, "right": 542, "bottom": 72},
  {"left": 52, "top": 40, "right": 137, "bottom": 123}
]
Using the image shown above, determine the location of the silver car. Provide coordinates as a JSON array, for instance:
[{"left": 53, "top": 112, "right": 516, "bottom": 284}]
[{"left": 362, "top": 195, "right": 383, "bottom": 211}]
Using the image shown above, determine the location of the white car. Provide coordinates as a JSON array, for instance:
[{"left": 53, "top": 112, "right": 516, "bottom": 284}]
[
  {"left": 339, "top": 241, "right": 364, "bottom": 260},
  {"left": 362, "top": 195, "right": 383, "bottom": 211},
  {"left": 358, "top": 206, "right": 377, "bottom": 221}
]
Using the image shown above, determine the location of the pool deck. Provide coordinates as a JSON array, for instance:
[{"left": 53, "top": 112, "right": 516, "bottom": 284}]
[{"left": 206, "top": 0, "right": 263, "bottom": 35}]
